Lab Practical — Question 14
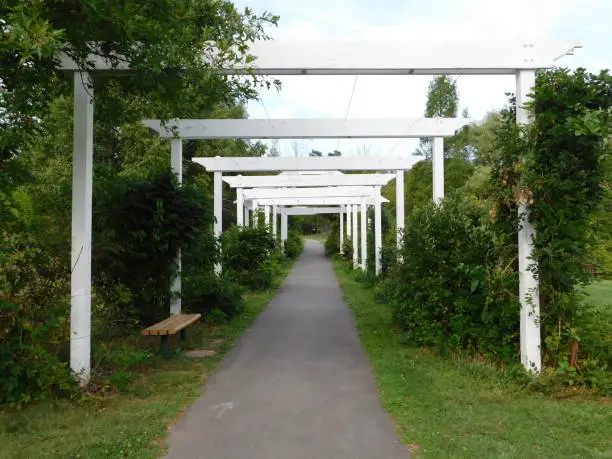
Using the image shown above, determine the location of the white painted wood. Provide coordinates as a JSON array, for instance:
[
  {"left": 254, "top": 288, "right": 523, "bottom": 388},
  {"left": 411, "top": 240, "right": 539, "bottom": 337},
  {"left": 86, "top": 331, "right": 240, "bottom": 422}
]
[
  {"left": 516, "top": 69, "right": 541, "bottom": 373},
  {"left": 281, "top": 212, "right": 288, "bottom": 247},
  {"left": 352, "top": 205, "right": 359, "bottom": 269},
  {"left": 59, "top": 41, "right": 579, "bottom": 74},
  {"left": 143, "top": 118, "right": 468, "bottom": 139},
  {"left": 243, "top": 186, "right": 378, "bottom": 199},
  {"left": 224, "top": 173, "right": 396, "bottom": 188},
  {"left": 71, "top": 72, "right": 93, "bottom": 386},
  {"left": 194, "top": 156, "right": 414, "bottom": 172},
  {"left": 340, "top": 206, "right": 344, "bottom": 255},
  {"left": 272, "top": 205, "right": 278, "bottom": 238},
  {"left": 280, "top": 207, "right": 342, "bottom": 215},
  {"left": 214, "top": 171, "right": 223, "bottom": 274},
  {"left": 244, "top": 206, "right": 250, "bottom": 227},
  {"left": 236, "top": 188, "right": 244, "bottom": 226},
  {"left": 233, "top": 40, "right": 581, "bottom": 75},
  {"left": 360, "top": 200, "right": 367, "bottom": 271},
  {"left": 347, "top": 206, "right": 352, "bottom": 238},
  {"left": 264, "top": 205, "right": 270, "bottom": 227},
  {"left": 170, "top": 138, "right": 182, "bottom": 315},
  {"left": 396, "top": 169, "right": 404, "bottom": 251},
  {"left": 245, "top": 196, "right": 389, "bottom": 206},
  {"left": 374, "top": 188, "right": 383, "bottom": 275},
  {"left": 432, "top": 137, "right": 445, "bottom": 204}
]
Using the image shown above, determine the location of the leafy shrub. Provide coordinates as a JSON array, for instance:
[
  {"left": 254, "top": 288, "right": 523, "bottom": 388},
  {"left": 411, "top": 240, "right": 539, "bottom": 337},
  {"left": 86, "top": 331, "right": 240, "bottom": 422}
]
[
  {"left": 381, "top": 195, "right": 520, "bottom": 360},
  {"left": 284, "top": 230, "right": 304, "bottom": 259},
  {"left": 324, "top": 225, "right": 340, "bottom": 256},
  {"left": 221, "top": 226, "right": 278, "bottom": 289},
  {"left": 183, "top": 271, "right": 244, "bottom": 321}
]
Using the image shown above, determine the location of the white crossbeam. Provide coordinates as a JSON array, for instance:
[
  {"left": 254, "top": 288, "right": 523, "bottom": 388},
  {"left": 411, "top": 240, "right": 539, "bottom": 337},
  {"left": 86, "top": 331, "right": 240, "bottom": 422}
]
[
  {"left": 142, "top": 118, "right": 468, "bottom": 139},
  {"left": 224, "top": 173, "right": 395, "bottom": 188},
  {"left": 248, "top": 196, "right": 388, "bottom": 206},
  {"left": 281, "top": 207, "right": 342, "bottom": 216},
  {"left": 59, "top": 41, "right": 579, "bottom": 75},
  {"left": 194, "top": 156, "right": 411, "bottom": 172},
  {"left": 243, "top": 186, "right": 376, "bottom": 200}
]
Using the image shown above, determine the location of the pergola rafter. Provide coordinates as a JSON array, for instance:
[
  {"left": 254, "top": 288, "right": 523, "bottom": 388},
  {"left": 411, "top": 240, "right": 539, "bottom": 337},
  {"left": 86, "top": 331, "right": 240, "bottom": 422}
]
[{"left": 61, "top": 39, "right": 580, "bottom": 383}]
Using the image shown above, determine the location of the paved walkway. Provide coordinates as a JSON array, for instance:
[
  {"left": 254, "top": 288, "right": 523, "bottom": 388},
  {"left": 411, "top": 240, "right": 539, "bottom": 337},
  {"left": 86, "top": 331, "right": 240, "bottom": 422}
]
[{"left": 165, "top": 240, "right": 408, "bottom": 459}]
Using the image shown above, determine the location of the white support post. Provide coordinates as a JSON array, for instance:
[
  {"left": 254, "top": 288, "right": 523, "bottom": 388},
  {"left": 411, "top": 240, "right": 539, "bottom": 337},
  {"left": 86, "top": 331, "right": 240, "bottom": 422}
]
[
  {"left": 214, "top": 171, "right": 223, "bottom": 274},
  {"left": 360, "top": 199, "right": 367, "bottom": 271},
  {"left": 374, "top": 187, "right": 383, "bottom": 275},
  {"left": 272, "top": 205, "right": 278, "bottom": 239},
  {"left": 517, "top": 69, "right": 541, "bottom": 373},
  {"left": 352, "top": 204, "right": 359, "bottom": 269},
  {"left": 432, "top": 137, "right": 444, "bottom": 204},
  {"left": 264, "top": 205, "right": 271, "bottom": 228},
  {"left": 347, "top": 206, "right": 352, "bottom": 238},
  {"left": 170, "top": 138, "right": 182, "bottom": 315},
  {"left": 281, "top": 212, "right": 288, "bottom": 248},
  {"left": 237, "top": 188, "right": 244, "bottom": 226},
  {"left": 244, "top": 206, "right": 250, "bottom": 227},
  {"left": 339, "top": 205, "right": 344, "bottom": 254},
  {"left": 396, "top": 169, "right": 404, "bottom": 251},
  {"left": 71, "top": 72, "right": 93, "bottom": 386}
]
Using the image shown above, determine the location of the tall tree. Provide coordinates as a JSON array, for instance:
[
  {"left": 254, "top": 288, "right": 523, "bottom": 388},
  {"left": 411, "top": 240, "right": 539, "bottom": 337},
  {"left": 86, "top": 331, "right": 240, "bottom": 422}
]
[{"left": 415, "top": 75, "right": 458, "bottom": 159}]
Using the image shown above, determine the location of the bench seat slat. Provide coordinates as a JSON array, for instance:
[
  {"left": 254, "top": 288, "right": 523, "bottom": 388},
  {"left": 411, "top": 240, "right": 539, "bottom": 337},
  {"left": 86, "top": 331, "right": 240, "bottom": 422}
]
[{"left": 141, "top": 313, "right": 201, "bottom": 336}]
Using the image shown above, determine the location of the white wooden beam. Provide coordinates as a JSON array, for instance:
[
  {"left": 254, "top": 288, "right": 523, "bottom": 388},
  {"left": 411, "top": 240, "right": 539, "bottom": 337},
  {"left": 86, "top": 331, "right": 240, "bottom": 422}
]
[
  {"left": 280, "top": 206, "right": 342, "bottom": 216},
  {"left": 170, "top": 138, "right": 182, "bottom": 315},
  {"left": 194, "top": 156, "right": 413, "bottom": 172},
  {"left": 245, "top": 196, "right": 389, "bottom": 206},
  {"left": 58, "top": 41, "right": 579, "bottom": 75},
  {"left": 517, "top": 69, "right": 541, "bottom": 374},
  {"left": 71, "top": 72, "right": 93, "bottom": 386},
  {"left": 433, "top": 137, "right": 444, "bottom": 203},
  {"left": 224, "top": 173, "right": 395, "bottom": 188},
  {"left": 374, "top": 186, "right": 383, "bottom": 275},
  {"left": 360, "top": 200, "right": 367, "bottom": 271},
  {"left": 396, "top": 169, "right": 404, "bottom": 252},
  {"left": 340, "top": 205, "right": 344, "bottom": 255},
  {"left": 214, "top": 171, "right": 222, "bottom": 274},
  {"left": 236, "top": 188, "right": 244, "bottom": 226},
  {"left": 352, "top": 204, "right": 359, "bottom": 269},
  {"left": 243, "top": 186, "right": 377, "bottom": 200},
  {"left": 233, "top": 40, "right": 581, "bottom": 75},
  {"left": 142, "top": 118, "right": 468, "bottom": 139}
]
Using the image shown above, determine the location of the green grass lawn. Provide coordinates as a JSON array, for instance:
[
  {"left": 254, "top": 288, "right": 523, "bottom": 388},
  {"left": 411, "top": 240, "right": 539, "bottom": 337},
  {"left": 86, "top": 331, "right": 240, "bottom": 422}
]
[
  {"left": 333, "top": 261, "right": 612, "bottom": 459},
  {"left": 0, "top": 269, "right": 293, "bottom": 458}
]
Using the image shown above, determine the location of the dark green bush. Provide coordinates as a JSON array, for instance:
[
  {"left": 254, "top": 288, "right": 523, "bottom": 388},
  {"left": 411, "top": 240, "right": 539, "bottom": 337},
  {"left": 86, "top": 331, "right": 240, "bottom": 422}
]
[
  {"left": 221, "top": 226, "right": 278, "bottom": 289},
  {"left": 284, "top": 230, "right": 304, "bottom": 259},
  {"left": 381, "top": 195, "right": 520, "bottom": 360},
  {"left": 324, "top": 225, "right": 340, "bottom": 256},
  {"left": 183, "top": 271, "right": 244, "bottom": 322}
]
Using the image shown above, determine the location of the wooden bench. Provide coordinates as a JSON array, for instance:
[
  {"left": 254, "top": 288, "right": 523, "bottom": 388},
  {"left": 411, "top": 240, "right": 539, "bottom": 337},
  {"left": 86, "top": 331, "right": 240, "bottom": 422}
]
[{"left": 142, "top": 313, "right": 201, "bottom": 356}]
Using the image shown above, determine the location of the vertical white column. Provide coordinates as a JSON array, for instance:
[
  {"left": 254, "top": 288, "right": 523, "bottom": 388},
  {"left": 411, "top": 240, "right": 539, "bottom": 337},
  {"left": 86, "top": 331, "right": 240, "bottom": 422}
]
[
  {"left": 352, "top": 204, "right": 359, "bottom": 269},
  {"left": 264, "top": 205, "right": 271, "bottom": 228},
  {"left": 396, "top": 169, "right": 404, "bottom": 251},
  {"left": 237, "top": 188, "right": 244, "bottom": 226},
  {"left": 339, "top": 205, "right": 344, "bottom": 254},
  {"left": 170, "top": 138, "right": 182, "bottom": 315},
  {"left": 360, "top": 199, "right": 367, "bottom": 270},
  {"left": 432, "top": 137, "right": 444, "bottom": 204},
  {"left": 272, "top": 205, "right": 278, "bottom": 239},
  {"left": 347, "top": 205, "right": 352, "bottom": 238},
  {"left": 244, "top": 206, "right": 249, "bottom": 227},
  {"left": 281, "top": 211, "right": 288, "bottom": 248},
  {"left": 71, "top": 72, "right": 93, "bottom": 385},
  {"left": 517, "top": 69, "right": 541, "bottom": 373},
  {"left": 214, "top": 171, "right": 222, "bottom": 274},
  {"left": 374, "top": 188, "right": 383, "bottom": 275}
]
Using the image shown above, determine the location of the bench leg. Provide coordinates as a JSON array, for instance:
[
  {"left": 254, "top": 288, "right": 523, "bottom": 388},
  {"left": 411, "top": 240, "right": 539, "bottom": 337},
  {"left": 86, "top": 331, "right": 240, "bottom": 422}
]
[
  {"left": 180, "top": 329, "right": 187, "bottom": 341},
  {"left": 161, "top": 335, "right": 169, "bottom": 357}
]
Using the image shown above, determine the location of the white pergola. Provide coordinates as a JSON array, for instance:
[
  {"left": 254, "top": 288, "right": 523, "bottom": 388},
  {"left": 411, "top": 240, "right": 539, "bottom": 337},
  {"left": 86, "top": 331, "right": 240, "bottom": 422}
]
[{"left": 62, "top": 40, "right": 579, "bottom": 383}]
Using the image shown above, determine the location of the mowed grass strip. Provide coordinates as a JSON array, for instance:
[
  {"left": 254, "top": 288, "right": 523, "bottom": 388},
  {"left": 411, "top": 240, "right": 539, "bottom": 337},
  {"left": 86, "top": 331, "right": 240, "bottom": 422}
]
[
  {"left": 333, "top": 261, "right": 612, "bottom": 459},
  {"left": 0, "top": 266, "right": 292, "bottom": 459}
]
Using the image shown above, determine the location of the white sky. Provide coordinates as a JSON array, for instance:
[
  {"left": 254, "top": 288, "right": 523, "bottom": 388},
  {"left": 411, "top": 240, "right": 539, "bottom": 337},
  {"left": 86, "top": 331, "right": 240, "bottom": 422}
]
[{"left": 234, "top": 0, "right": 611, "bottom": 161}]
